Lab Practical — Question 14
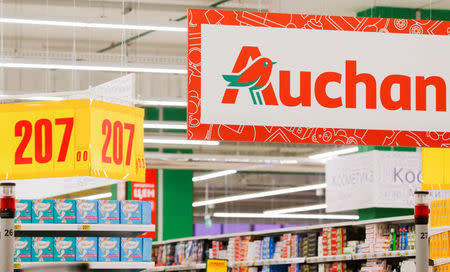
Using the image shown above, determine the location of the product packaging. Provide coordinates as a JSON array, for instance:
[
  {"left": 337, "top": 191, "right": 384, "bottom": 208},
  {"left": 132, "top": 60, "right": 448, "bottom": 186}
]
[
  {"left": 98, "top": 200, "right": 120, "bottom": 224},
  {"left": 54, "top": 237, "right": 76, "bottom": 262},
  {"left": 15, "top": 199, "right": 32, "bottom": 224},
  {"left": 99, "top": 237, "right": 121, "bottom": 262},
  {"left": 120, "top": 200, "right": 142, "bottom": 224},
  {"left": 54, "top": 199, "right": 77, "bottom": 224},
  {"left": 76, "top": 200, "right": 99, "bottom": 224},
  {"left": 32, "top": 199, "right": 54, "bottom": 224},
  {"left": 76, "top": 237, "right": 98, "bottom": 262},
  {"left": 14, "top": 237, "right": 32, "bottom": 262},
  {"left": 142, "top": 201, "right": 152, "bottom": 225},
  {"left": 32, "top": 237, "right": 54, "bottom": 262},
  {"left": 121, "top": 237, "right": 143, "bottom": 262},
  {"left": 143, "top": 238, "right": 153, "bottom": 262}
]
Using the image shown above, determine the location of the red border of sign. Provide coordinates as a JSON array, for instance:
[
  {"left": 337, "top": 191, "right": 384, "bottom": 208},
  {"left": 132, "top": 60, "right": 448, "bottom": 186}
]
[{"left": 187, "top": 9, "right": 450, "bottom": 147}]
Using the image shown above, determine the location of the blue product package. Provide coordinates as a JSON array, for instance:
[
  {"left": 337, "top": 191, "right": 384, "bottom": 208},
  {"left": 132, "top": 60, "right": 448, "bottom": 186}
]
[
  {"left": 142, "top": 201, "right": 152, "bottom": 225},
  {"left": 14, "top": 237, "right": 32, "bottom": 262},
  {"left": 54, "top": 237, "right": 76, "bottom": 262},
  {"left": 15, "top": 199, "right": 32, "bottom": 224},
  {"left": 121, "top": 238, "right": 143, "bottom": 262},
  {"left": 120, "top": 200, "right": 142, "bottom": 224},
  {"left": 32, "top": 237, "right": 54, "bottom": 262},
  {"left": 76, "top": 237, "right": 98, "bottom": 262},
  {"left": 143, "top": 238, "right": 152, "bottom": 262},
  {"left": 99, "top": 237, "right": 121, "bottom": 262},
  {"left": 32, "top": 199, "right": 54, "bottom": 224},
  {"left": 76, "top": 200, "right": 98, "bottom": 224},
  {"left": 98, "top": 200, "right": 120, "bottom": 224},
  {"left": 54, "top": 199, "right": 77, "bottom": 224}
]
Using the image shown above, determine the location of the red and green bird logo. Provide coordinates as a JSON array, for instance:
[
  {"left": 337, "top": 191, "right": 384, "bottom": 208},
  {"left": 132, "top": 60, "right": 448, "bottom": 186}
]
[{"left": 222, "top": 56, "right": 277, "bottom": 105}]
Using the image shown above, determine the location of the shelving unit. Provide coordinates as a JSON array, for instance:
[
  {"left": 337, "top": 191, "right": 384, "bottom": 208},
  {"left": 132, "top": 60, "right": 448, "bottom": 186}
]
[
  {"left": 306, "top": 254, "right": 352, "bottom": 263},
  {"left": 431, "top": 258, "right": 450, "bottom": 267},
  {"left": 142, "top": 263, "right": 206, "bottom": 271},
  {"left": 428, "top": 226, "right": 450, "bottom": 237},
  {"left": 14, "top": 262, "right": 155, "bottom": 270},
  {"left": 229, "top": 257, "right": 306, "bottom": 267}
]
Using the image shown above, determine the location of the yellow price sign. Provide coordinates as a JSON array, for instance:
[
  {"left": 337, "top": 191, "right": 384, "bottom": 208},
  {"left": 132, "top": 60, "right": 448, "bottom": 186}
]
[
  {"left": 207, "top": 259, "right": 228, "bottom": 272},
  {"left": 14, "top": 263, "right": 21, "bottom": 269},
  {"left": 0, "top": 99, "right": 145, "bottom": 182},
  {"left": 14, "top": 225, "right": 21, "bottom": 230},
  {"left": 81, "top": 224, "right": 91, "bottom": 230}
]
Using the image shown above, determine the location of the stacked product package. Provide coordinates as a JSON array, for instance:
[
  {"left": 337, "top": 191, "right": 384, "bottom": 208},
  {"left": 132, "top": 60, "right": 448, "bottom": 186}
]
[
  {"left": 319, "top": 227, "right": 349, "bottom": 272},
  {"left": 430, "top": 198, "right": 450, "bottom": 271},
  {"left": 358, "top": 225, "right": 390, "bottom": 253},
  {"left": 157, "top": 241, "right": 205, "bottom": 266}
]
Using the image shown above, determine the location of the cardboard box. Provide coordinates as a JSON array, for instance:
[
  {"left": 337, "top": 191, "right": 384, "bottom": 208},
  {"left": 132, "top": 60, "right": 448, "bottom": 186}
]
[
  {"left": 142, "top": 201, "right": 152, "bottom": 225},
  {"left": 121, "top": 238, "right": 143, "bottom": 262},
  {"left": 99, "top": 237, "right": 121, "bottom": 262},
  {"left": 15, "top": 237, "right": 32, "bottom": 262},
  {"left": 98, "top": 200, "right": 120, "bottom": 224},
  {"left": 76, "top": 200, "right": 98, "bottom": 224},
  {"left": 54, "top": 237, "right": 76, "bottom": 262},
  {"left": 76, "top": 237, "right": 98, "bottom": 262},
  {"left": 121, "top": 200, "right": 142, "bottom": 224},
  {"left": 15, "top": 199, "right": 32, "bottom": 224},
  {"left": 54, "top": 199, "right": 77, "bottom": 224},
  {"left": 32, "top": 199, "right": 54, "bottom": 224},
  {"left": 32, "top": 237, "right": 54, "bottom": 262}
]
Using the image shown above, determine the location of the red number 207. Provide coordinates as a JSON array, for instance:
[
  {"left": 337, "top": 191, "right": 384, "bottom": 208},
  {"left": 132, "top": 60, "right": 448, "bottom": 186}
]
[
  {"left": 15, "top": 118, "right": 74, "bottom": 164},
  {"left": 101, "top": 119, "right": 134, "bottom": 166}
]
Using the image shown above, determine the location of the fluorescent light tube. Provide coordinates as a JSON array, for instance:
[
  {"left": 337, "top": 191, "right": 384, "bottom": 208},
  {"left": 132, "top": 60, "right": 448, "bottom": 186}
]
[
  {"left": 77, "top": 192, "right": 112, "bottom": 200},
  {"left": 213, "top": 212, "right": 359, "bottom": 220},
  {"left": 0, "top": 62, "right": 187, "bottom": 74},
  {"left": 0, "top": 17, "right": 187, "bottom": 32},
  {"left": 264, "top": 203, "right": 327, "bottom": 214},
  {"left": 17, "top": 96, "right": 63, "bottom": 101},
  {"left": 143, "top": 121, "right": 186, "bottom": 130},
  {"left": 192, "top": 169, "right": 237, "bottom": 182},
  {"left": 138, "top": 100, "right": 187, "bottom": 107},
  {"left": 144, "top": 138, "right": 220, "bottom": 146},
  {"left": 309, "top": 147, "right": 359, "bottom": 161},
  {"left": 192, "top": 183, "right": 326, "bottom": 207}
]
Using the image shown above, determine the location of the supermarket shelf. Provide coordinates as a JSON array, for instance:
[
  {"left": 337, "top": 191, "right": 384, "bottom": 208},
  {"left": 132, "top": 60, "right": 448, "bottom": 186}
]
[
  {"left": 429, "top": 226, "right": 450, "bottom": 237},
  {"left": 229, "top": 257, "right": 306, "bottom": 267},
  {"left": 353, "top": 250, "right": 415, "bottom": 260},
  {"left": 153, "top": 235, "right": 210, "bottom": 246},
  {"left": 143, "top": 263, "right": 206, "bottom": 271},
  {"left": 14, "top": 262, "right": 155, "bottom": 270},
  {"left": 306, "top": 254, "right": 352, "bottom": 263},
  {"left": 431, "top": 258, "right": 450, "bottom": 267}
]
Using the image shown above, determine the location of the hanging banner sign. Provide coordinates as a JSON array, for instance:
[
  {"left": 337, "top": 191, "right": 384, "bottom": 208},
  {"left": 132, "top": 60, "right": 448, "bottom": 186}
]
[
  {"left": 0, "top": 99, "right": 145, "bottom": 182},
  {"left": 187, "top": 9, "right": 450, "bottom": 147}
]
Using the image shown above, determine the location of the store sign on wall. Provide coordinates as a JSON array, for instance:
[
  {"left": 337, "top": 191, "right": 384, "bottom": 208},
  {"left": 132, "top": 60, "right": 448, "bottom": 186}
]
[
  {"left": 187, "top": 9, "right": 450, "bottom": 147},
  {"left": 0, "top": 99, "right": 146, "bottom": 182}
]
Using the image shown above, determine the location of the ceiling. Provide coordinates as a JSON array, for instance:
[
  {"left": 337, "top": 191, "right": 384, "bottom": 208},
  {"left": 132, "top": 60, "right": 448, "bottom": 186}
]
[{"left": 0, "top": 0, "right": 446, "bottom": 225}]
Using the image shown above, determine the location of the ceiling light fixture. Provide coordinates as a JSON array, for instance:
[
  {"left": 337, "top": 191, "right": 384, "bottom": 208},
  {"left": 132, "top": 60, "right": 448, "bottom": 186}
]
[
  {"left": 138, "top": 100, "right": 187, "bottom": 107},
  {"left": 143, "top": 138, "right": 219, "bottom": 146},
  {"left": 308, "top": 147, "right": 359, "bottom": 161},
  {"left": 213, "top": 212, "right": 359, "bottom": 220},
  {"left": 0, "top": 62, "right": 187, "bottom": 74},
  {"left": 76, "top": 192, "right": 112, "bottom": 200},
  {"left": 192, "top": 169, "right": 238, "bottom": 182},
  {"left": 0, "top": 17, "right": 187, "bottom": 32},
  {"left": 143, "top": 121, "right": 186, "bottom": 130},
  {"left": 16, "top": 96, "right": 63, "bottom": 101},
  {"left": 264, "top": 203, "right": 327, "bottom": 214},
  {"left": 192, "top": 183, "right": 327, "bottom": 207}
]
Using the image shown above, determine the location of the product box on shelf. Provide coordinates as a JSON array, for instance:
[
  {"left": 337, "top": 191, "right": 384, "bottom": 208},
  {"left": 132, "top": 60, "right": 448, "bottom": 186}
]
[
  {"left": 142, "top": 201, "right": 152, "bottom": 225},
  {"left": 14, "top": 237, "right": 32, "bottom": 262},
  {"left": 121, "top": 237, "right": 143, "bottom": 262},
  {"left": 98, "top": 200, "right": 120, "bottom": 224},
  {"left": 32, "top": 199, "right": 54, "bottom": 224},
  {"left": 15, "top": 199, "right": 32, "bottom": 224},
  {"left": 121, "top": 200, "right": 142, "bottom": 224},
  {"left": 54, "top": 237, "right": 76, "bottom": 262},
  {"left": 99, "top": 237, "right": 121, "bottom": 262},
  {"left": 54, "top": 199, "right": 77, "bottom": 224},
  {"left": 32, "top": 237, "right": 54, "bottom": 262},
  {"left": 143, "top": 238, "right": 152, "bottom": 262},
  {"left": 77, "top": 200, "right": 98, "bottom": 224},
  {"left": 76, "top": 237, "right": 98, "bottom": 262}
]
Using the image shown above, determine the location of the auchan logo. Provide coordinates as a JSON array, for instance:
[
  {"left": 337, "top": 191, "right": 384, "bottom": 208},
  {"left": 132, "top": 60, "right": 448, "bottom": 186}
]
[{"left": 222, "top": 46, "right": 447, "bottom": 112}]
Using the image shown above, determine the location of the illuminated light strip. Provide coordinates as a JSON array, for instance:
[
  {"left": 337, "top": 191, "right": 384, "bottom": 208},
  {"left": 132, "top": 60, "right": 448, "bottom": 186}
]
[
  {"left": 308, "top": 147, "right": 359, "bottom": 161},
  {"left": 77, "top": 192, "right": 112, "bottom": 200},
  {"left": 0, "top": 62, "right": 187, "bottom": 74},
  {"left": 264, "top": 203, "right": 327, "bottom": 214},
  {"left": 138, "top": 100, "right": 187, "bottom": 107},
  {"left": 192, "top": 183, "right": 327, "bottom": 207},
  {"left": 0, "top": 17, "right": 187, "bottom": 32},
  {"left": 143, "top": 121, "right": 186, "bottom": 130},
  {"left": 143, "top": 138, "right": 220, "bottom": 146},
  {"left": 192, "top": 169, "right": 237, "bottom": 182},
  {"left": 213, "top": 212, "right": 359, "bottom": 220},
  {"left": 17, "top": 96, "right": 63, "bottom": 101}
]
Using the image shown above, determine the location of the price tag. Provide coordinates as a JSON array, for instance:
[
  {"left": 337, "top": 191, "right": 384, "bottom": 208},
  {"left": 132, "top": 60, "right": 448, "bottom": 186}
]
[
  {"left": 81, "top": 224, "right": 91, "bottom": 230},
  {"left": 206, "top": 259, "right": 228, "bottom": 272},
  {"left": 0, "top": 99, "right": 145, "bottom": 182},
  {"left": 14, "top": 225, "right": 21, "bottom": 230},
  {"left": 14, "top": 263, "right": 21, "bottom": 269}
]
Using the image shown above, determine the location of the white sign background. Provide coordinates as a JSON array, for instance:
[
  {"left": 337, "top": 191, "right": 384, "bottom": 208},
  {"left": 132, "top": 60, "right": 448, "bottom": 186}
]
[{"left": 201, "top": 25, "right": 450, "bottom": 132}]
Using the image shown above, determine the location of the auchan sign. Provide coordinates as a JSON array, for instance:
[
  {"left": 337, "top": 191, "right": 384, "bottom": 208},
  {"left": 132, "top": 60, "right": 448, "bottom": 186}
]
[{"left": 188, "top": 9, "right": 450, "bottom": 147}]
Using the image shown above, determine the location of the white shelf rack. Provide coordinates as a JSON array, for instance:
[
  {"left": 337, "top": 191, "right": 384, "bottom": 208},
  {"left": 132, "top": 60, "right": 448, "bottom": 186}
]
[
  {"left": 306, "top": 254, "right": 352, "bottom": 263},
  {"left": 15, "top": 223, "right": 155, "bottom": 232},
  {"left": 14, "top": 261, "right": 155, "bottom": 270},
  {"left": 143, "top": 263, "right": 206, "bottom": 271},
  {"left": 429, "top": 226, "right": 450, "bottom": 237},
  {"left": 432, "top": 258, "right": 450, "bottom": 267},
  {"left": 229, "top": 257, "right": 306, "bottom": 267},
  {"left": 353, "top": 250, "right": 415, "bottom": 260}
]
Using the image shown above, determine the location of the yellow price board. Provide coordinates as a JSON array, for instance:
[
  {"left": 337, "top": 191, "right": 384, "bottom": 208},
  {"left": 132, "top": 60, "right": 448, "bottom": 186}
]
[
  {"left": 0, "top": 99, "right": 145, "bottom": 182},
  {"left": 206, "top": 259, "right": 228, "bottom": 272},
  {"left": 422, "top": 148, "right": 450, "bottom": 190}
]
